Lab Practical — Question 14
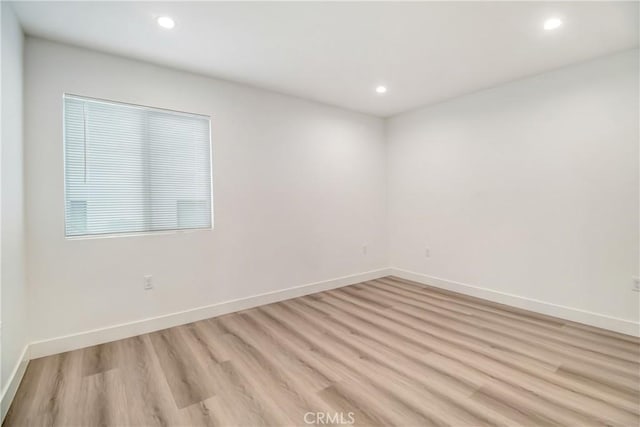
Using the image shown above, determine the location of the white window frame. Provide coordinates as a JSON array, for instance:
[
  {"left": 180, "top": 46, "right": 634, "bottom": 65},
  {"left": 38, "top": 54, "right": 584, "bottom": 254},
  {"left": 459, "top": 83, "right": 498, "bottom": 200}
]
[{"left": 62, "top": 94, "right": 214, "bottom": 239}]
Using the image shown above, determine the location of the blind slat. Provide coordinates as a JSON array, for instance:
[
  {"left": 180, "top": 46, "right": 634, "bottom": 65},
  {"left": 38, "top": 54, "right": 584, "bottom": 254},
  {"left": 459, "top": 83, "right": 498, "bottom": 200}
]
[{"left": 64, "top": 95, "right": 213, "bottom": 237}]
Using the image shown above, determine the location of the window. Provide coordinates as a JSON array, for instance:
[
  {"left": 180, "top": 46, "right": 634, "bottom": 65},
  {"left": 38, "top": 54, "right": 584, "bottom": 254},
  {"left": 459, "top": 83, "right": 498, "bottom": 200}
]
[{"left": 63, "top": 94, "right": 212, "bottom": 237}]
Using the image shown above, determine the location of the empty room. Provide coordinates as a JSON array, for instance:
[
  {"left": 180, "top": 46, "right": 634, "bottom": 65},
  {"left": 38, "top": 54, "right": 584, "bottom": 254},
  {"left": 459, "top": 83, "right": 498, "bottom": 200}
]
[{"left": 1, "top": 1, "right": 639, "bottom": 426}]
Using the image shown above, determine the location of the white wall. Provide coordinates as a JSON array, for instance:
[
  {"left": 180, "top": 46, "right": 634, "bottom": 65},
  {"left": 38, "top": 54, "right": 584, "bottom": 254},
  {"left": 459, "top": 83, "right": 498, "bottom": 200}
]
[
  {"left": 1, "top": 0, "right": 28, "bottom": 415},
  {"left": 24, "top": 38, "right": 387, "bottom": 344},
  {"left": 20, "top": 37, "right": 640, "bottom": 349},
  {"left": 388, "top": 49, "right": 639, "bottom": 330}
]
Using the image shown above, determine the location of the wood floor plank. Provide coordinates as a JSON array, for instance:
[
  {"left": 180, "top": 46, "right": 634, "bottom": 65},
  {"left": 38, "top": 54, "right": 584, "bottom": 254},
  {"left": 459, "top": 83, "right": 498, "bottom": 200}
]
[
  {"left": 317, "top": 383, "right": 388, "bottom": 427},
  {"left": 178, "top": 320, "right": 231, "bottom": 365},
  {"left": 3, "top": 356, "right": 47, "bottom": 426},
  {"left": 286, "top": 297, "right": 485, "bottom": 396},
  {"left": 249, "top": 307, "right": 441, "bottom": 426},
  {"left": 205, "top": 360, "right": 280, "bottom": 426},
  {"left": 148, "top": 327, "right": 217, "bottom": 409},
  {"left": 4, "top": 277, "right": 639, "bottom": 427},
  {"left": 218, "top": 333, "right": 319, "bottom": 426},
  {"left": 470, "top": 385, "right": 562, "bottom": 427},
  {"left": 301, "top": 292, "right": 639, "bottom": 423},
  {"left": 375, "top": 278, "right": 567, "bottom": 329},
  {"left": 560, "top": 324, "right": 640, "bottom": 351},
  {"left": 361, "top": 281, "right": 640, "bottom": 376},
  {"left": 3, "top": 352, "right": 79, "bottom": 427},
  {"left": 243, "top": 308, "right": 348, "bottom": 384},
  {"left": 75, "top": 369, "right": 130, "bottom": 426},
  {"left": 333, "top": 293, "right": 640, "bottom": 419},
  {"left": 562, "top": 322, "right": 640, "bottom": 344},
  {"left": 179, "top": 396, "right": 222, "bottom": 427},
  {"left": 226, "top": 313, "right": 334, "bottom": 392},
  {"left": 350, "top": 286, "right": 640, "bottom": 385},
  {"left": 470, "top": 382, "right": 600, "bottom": 427},
  {"left": 359, "top": 281, "right": 640, "bottom": 361},
  {"left": 26, "top": 349, "right": 84, "bottom": 427},
  {"left": 279, "top": 300, "right": 524, "bottom": 427},
  {"left": 329, "top": 288, "right": 560, "bottom": 378},
  {"left": 114, "top": 335, "right": 183, "bottom": 426},
  {"left": 81, "top": 342, "right": 119, "bottom": 377}
]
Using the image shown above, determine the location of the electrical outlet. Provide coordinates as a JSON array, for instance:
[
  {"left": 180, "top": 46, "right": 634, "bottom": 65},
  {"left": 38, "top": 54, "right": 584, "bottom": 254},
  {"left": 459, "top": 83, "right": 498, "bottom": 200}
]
[
  {"left": 633, "top": 277, "right": 640, "bottom": 292},
  {"left": 425, "top": 247, "right": 430, "bottom": 258},
  {"left": 362, "top": 245, "right": 368, "bottom": 255},
  {"left": 144, "top": 275, "right": 153, "bottom": 290}
]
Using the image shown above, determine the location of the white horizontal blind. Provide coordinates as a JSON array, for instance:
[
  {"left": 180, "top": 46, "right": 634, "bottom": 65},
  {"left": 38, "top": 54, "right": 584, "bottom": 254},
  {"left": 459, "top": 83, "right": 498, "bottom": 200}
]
[{"left": 64, "top": 95, "right": 212, "bottom": 237}]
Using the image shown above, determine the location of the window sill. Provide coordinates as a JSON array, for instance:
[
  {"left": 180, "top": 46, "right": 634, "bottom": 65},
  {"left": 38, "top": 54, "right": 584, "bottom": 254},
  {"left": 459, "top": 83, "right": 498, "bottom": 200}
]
[{"left": 64, "top": 227, "right": 213, "bottom": 241}]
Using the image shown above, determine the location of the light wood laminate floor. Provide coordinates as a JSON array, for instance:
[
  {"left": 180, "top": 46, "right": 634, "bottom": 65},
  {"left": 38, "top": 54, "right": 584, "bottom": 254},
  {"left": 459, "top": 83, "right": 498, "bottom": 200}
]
[{"left": 4, "top": 276, "right": 640, "bottom": 426}]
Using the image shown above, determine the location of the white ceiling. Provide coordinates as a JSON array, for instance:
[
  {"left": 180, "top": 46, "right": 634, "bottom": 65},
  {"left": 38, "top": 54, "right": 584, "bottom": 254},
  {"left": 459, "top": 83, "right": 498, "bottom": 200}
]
[{"left": 11, "top": 1, "right": 640, "bottom": 117}]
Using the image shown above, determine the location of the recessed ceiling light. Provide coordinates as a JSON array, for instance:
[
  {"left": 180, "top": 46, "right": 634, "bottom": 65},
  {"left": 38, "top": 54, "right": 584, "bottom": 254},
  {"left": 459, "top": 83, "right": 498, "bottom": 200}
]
[
  {"left": 543, "top": 17, "right": 563, "bottom": 31},
  {"left": 157, "top": 16, "right": 175, "bottom": 29},
  {"left": 375, "top": 86, "right": 387, "bottom": 94}
]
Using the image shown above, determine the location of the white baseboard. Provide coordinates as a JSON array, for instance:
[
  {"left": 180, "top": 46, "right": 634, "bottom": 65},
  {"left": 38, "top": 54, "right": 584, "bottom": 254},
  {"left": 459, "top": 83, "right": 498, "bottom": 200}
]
[
  {"left": 29, "top": 268, "right": 392, "bottom": 359},
  {"left": 389, "top": 268, "right": 640, "bottom": 337},
  {"left": 1, "top": 344, "right": 30, "bottom": 422}
]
